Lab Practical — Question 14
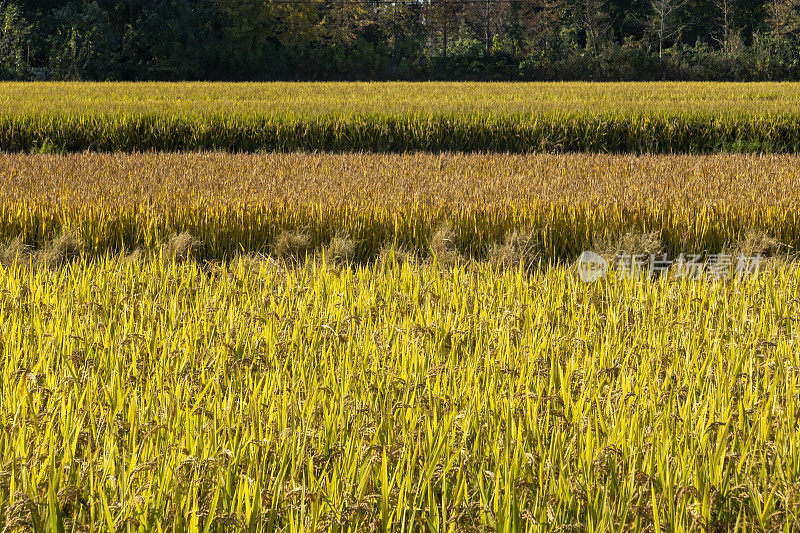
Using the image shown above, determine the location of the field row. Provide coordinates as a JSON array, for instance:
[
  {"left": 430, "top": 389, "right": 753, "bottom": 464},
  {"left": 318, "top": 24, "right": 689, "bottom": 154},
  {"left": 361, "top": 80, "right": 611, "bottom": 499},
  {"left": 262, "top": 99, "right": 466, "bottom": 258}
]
[
  {"left": 1, "top": 255, "right": 798, "bottom": 531},
  {"left": 5, "top": 83, "right": 800, "bottom": 152},
  {"left": 1, "top": 152, "right": 799, "bottom": 262}
]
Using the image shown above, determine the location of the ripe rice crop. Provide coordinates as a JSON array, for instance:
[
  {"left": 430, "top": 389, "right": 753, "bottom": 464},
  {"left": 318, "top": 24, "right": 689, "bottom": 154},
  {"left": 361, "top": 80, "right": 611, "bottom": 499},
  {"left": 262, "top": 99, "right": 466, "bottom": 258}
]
[
  {"left": 5, "top": 82, "right": 800, "bottom": 153},
  {"left": 0, "top": 254, "right": 798, "bottom": 531},
  {"left": 1, "top": 152, "right": 799, "bottom": 262}
]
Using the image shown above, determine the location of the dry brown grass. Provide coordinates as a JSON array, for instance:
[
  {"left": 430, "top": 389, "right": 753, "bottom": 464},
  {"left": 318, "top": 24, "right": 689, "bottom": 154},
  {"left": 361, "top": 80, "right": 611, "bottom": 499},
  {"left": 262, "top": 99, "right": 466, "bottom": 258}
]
[
  {"left": 724, "top": 229, "right": 793, "bottom": 272},
  {"left": 163, "top": 232, "right": 202, "bottom": 262},
  {"left": 320, "top": 234, "right": 356, "bottom": 265},
  {"left": 273, "top": 230, "right": 312, "bottom": 262},
  {"left": 0, "top": 236, "right": 28, "bottom": 267},
  {"left": 487, "top": 230, "right": 539, "bottom": 273},
  {"left": 727, "top": 229, "right": 786, "bottom": 257},
  {"left": 36, "top": 231, "right": 81, "bottom": 269},
  {"left": 429, "top": 223, "right": 462, "bottom": 266}
]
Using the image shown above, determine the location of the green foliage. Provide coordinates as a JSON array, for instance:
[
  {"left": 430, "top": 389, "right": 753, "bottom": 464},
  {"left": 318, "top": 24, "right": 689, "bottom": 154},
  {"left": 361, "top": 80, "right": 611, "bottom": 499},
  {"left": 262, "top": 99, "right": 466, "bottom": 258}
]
[
  {"left": 45, "top": 2, "right": 115, "bottom": 81},
  {"left": 0, "top": 2, "right": 30, "bottom": 80},
  {"left": 6, "top": 0, "right": 800, "bottom": 81}
]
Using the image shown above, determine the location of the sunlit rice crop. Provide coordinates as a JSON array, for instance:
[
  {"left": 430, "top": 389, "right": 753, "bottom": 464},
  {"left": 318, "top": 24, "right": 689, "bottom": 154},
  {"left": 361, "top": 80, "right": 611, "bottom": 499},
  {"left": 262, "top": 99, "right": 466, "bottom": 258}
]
[
  {"left": 0, "top": 254, "right": 798, "bottom": 531},
  {"left": 0, "top": 152, "right": 798, "bottom": 262},
  {"left": 4, "top": 82, "right": 800, "bottom": 153}
]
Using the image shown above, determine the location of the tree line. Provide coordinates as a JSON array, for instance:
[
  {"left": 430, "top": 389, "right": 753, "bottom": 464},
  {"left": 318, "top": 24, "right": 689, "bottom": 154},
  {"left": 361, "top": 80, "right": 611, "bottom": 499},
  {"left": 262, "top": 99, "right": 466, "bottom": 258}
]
[{"left": 1, "top": 0, "right": 799, "bottom": 81}]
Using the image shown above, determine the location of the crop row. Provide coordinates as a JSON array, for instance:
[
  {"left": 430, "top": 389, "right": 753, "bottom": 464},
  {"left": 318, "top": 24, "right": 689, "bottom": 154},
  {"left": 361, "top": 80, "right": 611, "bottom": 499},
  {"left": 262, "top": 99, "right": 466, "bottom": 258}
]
[
  {"left": 1, "top": 254, "right": 798, "bottom": 531},
  {"left": 5, "top": 82, "right": 800, "bottom": 153},
  {"left": 1, "top": 152, "right": 798, "bottom": 263},
  {"left": 9, "top": 114, "right": 800, "bottom": 153}
]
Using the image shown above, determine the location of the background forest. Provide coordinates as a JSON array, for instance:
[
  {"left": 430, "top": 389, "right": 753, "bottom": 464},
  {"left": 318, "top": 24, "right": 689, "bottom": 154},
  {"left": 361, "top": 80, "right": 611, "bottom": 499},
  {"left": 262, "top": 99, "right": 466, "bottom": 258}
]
[{"left": 1, "top": 0, "right": 799, "bottom": 81}]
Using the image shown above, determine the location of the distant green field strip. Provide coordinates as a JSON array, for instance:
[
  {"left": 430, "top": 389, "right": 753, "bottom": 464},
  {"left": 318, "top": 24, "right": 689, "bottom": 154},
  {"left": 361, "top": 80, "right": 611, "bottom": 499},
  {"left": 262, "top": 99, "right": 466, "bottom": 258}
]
[{"left": 5, "top": 82, "right": 800, "bottom": 152}]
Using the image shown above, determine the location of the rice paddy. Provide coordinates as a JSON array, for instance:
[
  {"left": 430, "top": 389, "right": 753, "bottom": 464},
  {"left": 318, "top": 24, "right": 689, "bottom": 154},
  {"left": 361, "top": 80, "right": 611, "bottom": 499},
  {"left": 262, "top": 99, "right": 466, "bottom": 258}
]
[
  {"left": 2, "top": 83, "right": 800, "bottom": 532},
  {"left": 1, "top": 152, "right": 798, "bottom": 262},
  {"left": 5, "top": 82, "right": 800, "bottom": 153},
  {"left": 2, "top": 253, "right": 799, "bottom": 532}
]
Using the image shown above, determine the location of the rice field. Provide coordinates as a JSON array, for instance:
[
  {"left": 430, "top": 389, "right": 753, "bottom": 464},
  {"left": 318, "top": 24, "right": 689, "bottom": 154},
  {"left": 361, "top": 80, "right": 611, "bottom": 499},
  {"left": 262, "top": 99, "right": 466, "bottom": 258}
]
[
  {"left": 2, "top": 253, "right": 799, "bottom": 532},
  {"left": 5, "top": 82, "right": 800, "bottom": 153},
  {"left": 3, "top": 83, "right": 800, "bottom": 532},
  {"left": 1, "top": 152, "right": 799, "bottom": 262}
]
